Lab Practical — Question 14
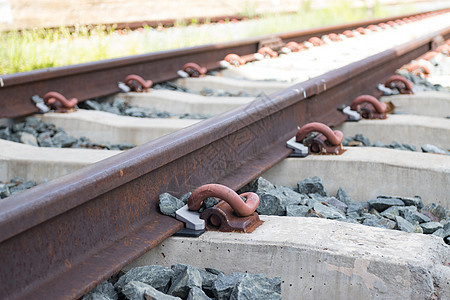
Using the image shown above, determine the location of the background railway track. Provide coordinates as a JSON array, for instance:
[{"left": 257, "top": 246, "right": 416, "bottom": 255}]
[{"left": 0, "top": 8, "right": 449, "bottom": 300}]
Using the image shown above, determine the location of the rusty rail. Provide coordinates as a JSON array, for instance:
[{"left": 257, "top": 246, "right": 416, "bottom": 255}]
[
  {"left": 1, "top": 9, "right": 448, "bottom": 118},
  {"left": 0, "top": 23, "right": 448, "bottom": 299}
]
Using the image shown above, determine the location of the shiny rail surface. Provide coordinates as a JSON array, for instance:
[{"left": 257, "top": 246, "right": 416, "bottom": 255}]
[
  {"left": 0, "top": 11, "right": 449, "bottom": 300},
  {"left": 0, "top": 9, "right": 448, "bottom": 118}
]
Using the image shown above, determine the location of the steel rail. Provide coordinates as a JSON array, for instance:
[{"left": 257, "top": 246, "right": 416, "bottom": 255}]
[
  {"left": 1, "top": 9, "right": 448, "bottom": 118},
  {"left": 0, "top": 24, "right": 448, "bottom": 299}
]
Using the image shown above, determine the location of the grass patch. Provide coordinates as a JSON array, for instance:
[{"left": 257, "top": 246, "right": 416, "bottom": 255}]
[{"left": 0, "top": 1, "right": 421, "bottom": 75}]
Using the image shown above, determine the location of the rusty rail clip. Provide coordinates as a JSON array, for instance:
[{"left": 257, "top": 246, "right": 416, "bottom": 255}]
[
  {"left": 384, "top": 75, "right": 414, "bottom": 94},
  {"left": 124, "top": 74, "right": 153, "bottom": 92},
  {"left": 200, "top": 201, "right": 263, "bottom": 233},
  {"left": 180, "top": 62, "right": 207, "bottom": 78},
  {"left": 295, "top": 122, "right": 345, "bottom": 155},
  {"left": 43, "top": 91, "right": 78, "bottom": 112},
  {"left": 350, "top": 95, "right": 387, "bottom": 119},
  {"left": 188, "top": 184, "right": 263, "bottom": 233}
]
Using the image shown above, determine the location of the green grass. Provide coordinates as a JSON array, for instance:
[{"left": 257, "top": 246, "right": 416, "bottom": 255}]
[{"left": 0, "top": 2, "right": 421, "bottom": 75}]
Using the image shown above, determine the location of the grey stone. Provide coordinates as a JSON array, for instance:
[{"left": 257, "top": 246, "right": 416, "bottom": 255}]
[
  {"left": 421, "top": 144, "right": 450, "bottom": 155},
  {"left": 82, "top": 281, "right": 118, "bottom": 300},
  {"left": 159, "top": 193, "right": 185, "bottom": 217},
  {"left": 372, "top": 141, "right": 386, "bottom": 148},
  {"left": 442, "top": 222, "right": 450, "bottom": 241},
  {"left": 257, "top": 192, "right": 284, "bottom": 216},
  {"left": 0, "top": 126, "right": 11, "bottom": 140},
  {"left": 168, "top": 264, "right": 202, "bottom": 299},
  {"left": 115, "top": 265, "right": 173, "bottom": 293},
  {"left": 124, "top": 107, "right": 149, "bottom": 118},
  {"left": 388, "top": 142, "right": 416, "bottom": 152},
  {"left": 179, "top": 192, "right": 191, "bottom": 204},
  {"left": 363, "top": 217, "right": 396, "bottom": 229},
  {"left": 307, "top": 193, "right": 328, "bottom": 203},
  {"left": 198, "top": 197, "right": 219, "bottom": 213},
  {"left": 398, "top": 206, "right": 431, "bottom": 224},
  {"left": 432, "top": 228, "right": 444, "bottom": 238},
  {"left": 380, "top": 206, "right": 400, "bottom": 220},
  {"left": 244, "top": 177, "right": 275, "bottom": 194},
  {"left": 354, "top": 134, "right": 371, "bottom": 146},
  {"left": 187, "top": 286, "right": 211, "bottom": 300},
  {"left": 10, "top": 176, "right": 24, "bottom": 184},
  {"left": 122, "top": 281, "right": 181, "bottom": 300},
  {"left": 313, "top": 202, "right": 345, "bottom": 219},
  {"left": 420, "top": 222, "right": 443, "bottom": 234},
  {"left": 341, "top": 137, "right": 352, "bottom": 146},
  {"left": 421, "top": 203, "right": 447, "bottom": 221},
  {"left": 305, "top": 209, "right": 322, "bottom": 218},
  {"left": 22, "top": 125, "right": 38, "bottom": 136},
  {"left": 9, "top": 132, "right": 21, "bottom": 143},
  {"left": 286, "top": 205, "right": 309, "bottom": 217},
  {"left": 336, "top": 187, "right": 355, "bottom": 205},
  {"left": 21, "top": 180, "right": 36, "bottom": 189},
  {"left": 10, "top": 181, "right": 34, "bottom": 195},
  {"left": 379, "top": 218, "right": 397, "bottom": 229},
  {"left": 297, "top": 177, "right": 329, "bottom": 197},
  {"left": 117, "top": 143, "right": 135, "bottom": 150},
  {"left": 13, "top": 123, "right": 25, "bottom": 132},
  {"left": 37, "top": 132, "right": 54, "bottom": 147},
  {"left": 112, "top": 98, "right": 127, "bottom": 111},
  {"left": 377, "top": 195, "right": 423, "bottom": 209},
  {"left": 199, "top": 269, "right": 218, "bottom": 296},
  {"left": 276, "top": 186, "right": 308, "bottom": 206},
  {"left": 205, "top": 267, "right": 223, "bottom": 276},
  {"left": 52, "top": 131, "right": 77, "bottom": 148},
  {"left": 20, "top": 132, "right": 38, "bottom": 146},
  {"left": 213, "top": 272, "right": 245, "bottom": 300},
  {"left": 230, "top": 274, "right": 281, "bottom": 300},
  {"left": 396, "top": 216, "right": 414, "bottom": 233},
  {"left": 84, "top": 100, "right": 103, "bottom": 111},
  {"left": 25, "top": 117, "right": 41, "bottom": 128},
  {"left": 325, "top": 197, "right": 347, "bottom": 213},
  {"left": 369, "top": 208, "right": 382, "bottom": 218},
  {"left": 357, "top": 213, "right": 378, "bottom": 222},
  {"left": 368, "top": 197, "right": 405, "bottom": 212},
  {"left": 103, "top": 106, "right": 121, "bottom": 115},
  {"left": 346, "top": 202, "right": 365, "bottom": 218},
  {"left": 0, "top": 184, "right": 10, "bottom": 198}
]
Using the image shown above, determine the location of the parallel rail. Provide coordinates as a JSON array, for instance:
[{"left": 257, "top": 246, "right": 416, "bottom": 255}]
[
  {"left": 1, "top": 9, "right": 448, "bottom": 118},
  {"left": 0, "top": 11, "right": 449, "bottom": 300}
]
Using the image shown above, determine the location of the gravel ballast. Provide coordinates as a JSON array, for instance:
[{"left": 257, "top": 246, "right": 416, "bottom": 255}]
[
  {"left": 82, "top": 264, "right": 281, "bottom": 300},
  {"left": 0, "top": 117, "right": 135, "bottom": 150}
]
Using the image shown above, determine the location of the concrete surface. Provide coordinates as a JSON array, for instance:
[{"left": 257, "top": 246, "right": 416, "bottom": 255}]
[
  {"left": 261, "top": 148, "right": 450, "bottom": 207},
  {"left": 126, "top": 216, "right": 450, "bottom": 299},
  {"left": 336, "top": 114, "right": 450, "bottom": 149},
  {"left": 427, "top": 75, "right": 450, "bottom": 88},
  {"left": 35, "top": 110, "right": 200, "bottom": 145},
  {"left": 173, "top": 76, "right": 291, "bottom": 95},
  {"left": 218, "top": 13, "right": 450, "bottom": 83},
  {"left": 114, "top": 89, "right": 254, "bottom": 115},
  {"left": 0, "top": 139, "right": 118, "bottom": 182},
  {"left": 380, "top": 91, "right": 450, "bottom": 117}
]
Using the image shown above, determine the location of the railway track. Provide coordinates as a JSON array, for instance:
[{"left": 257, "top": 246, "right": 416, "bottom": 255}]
[{"left": 0, "top": 9, "right": 449, "bottom": 300}]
